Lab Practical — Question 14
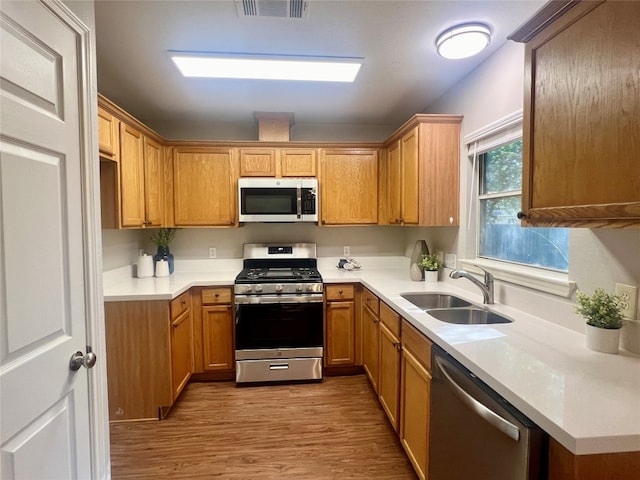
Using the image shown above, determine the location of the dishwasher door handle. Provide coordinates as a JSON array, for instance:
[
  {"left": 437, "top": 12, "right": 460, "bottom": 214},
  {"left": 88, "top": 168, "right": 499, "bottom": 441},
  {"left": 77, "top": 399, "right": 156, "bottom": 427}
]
[{"left": 435, "top": 356, "right": 521, "bottom": 442}]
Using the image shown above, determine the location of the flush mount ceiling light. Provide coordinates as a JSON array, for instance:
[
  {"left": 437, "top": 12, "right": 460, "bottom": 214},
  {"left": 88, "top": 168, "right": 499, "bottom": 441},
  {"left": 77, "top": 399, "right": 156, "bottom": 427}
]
[
  {"left": 170, "top": 52, "right": 363, "bottom": 82},
  {"left": 436, "top": 23, "right": 491, "bottom": 60}
]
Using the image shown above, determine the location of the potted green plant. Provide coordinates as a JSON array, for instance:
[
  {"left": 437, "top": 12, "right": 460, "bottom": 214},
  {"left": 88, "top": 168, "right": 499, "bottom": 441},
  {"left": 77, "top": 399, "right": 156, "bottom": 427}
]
[
  {"left": 420, "top": 254, "right": 442, "bottom": 282},
  {"left": 150, "top": 228, "right": 178, "bottom": 275},
  {"left": 574, "top": 288, "right": 624, "bottom": 354}
]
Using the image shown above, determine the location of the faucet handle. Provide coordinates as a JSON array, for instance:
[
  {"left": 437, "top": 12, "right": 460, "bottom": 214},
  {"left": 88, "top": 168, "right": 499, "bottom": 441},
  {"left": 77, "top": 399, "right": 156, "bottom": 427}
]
[{"left": 473, "top": 265, "right": 494, "bottom": 282}]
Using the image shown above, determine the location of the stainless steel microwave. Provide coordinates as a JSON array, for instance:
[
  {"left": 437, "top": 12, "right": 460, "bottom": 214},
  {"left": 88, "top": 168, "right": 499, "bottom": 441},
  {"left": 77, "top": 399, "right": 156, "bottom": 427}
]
[{"left": 238, "top": 178, "right": 318, "bottom": 223}]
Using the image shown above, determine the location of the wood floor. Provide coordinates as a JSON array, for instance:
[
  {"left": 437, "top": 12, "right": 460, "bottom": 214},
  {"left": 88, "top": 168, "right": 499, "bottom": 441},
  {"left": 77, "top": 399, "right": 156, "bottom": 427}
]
[{"left": 109, "top": 375, "right": 418, "bottom": 479}]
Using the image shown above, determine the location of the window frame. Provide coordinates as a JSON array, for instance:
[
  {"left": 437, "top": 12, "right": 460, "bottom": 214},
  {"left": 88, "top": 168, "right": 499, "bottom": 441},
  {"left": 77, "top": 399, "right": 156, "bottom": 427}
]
[{"left": 461, "top": 111, "right": 575, "bottom": 297}]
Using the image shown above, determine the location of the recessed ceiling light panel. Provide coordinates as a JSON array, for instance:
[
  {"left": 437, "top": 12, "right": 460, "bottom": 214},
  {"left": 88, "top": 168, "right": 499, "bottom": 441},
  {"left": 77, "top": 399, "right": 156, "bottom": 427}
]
[
  {"left": 170, "top": 52, "right": 363, "bottom": 82},
  {"left": 436, "top": 23, "right": 491, "bottom": 60}
]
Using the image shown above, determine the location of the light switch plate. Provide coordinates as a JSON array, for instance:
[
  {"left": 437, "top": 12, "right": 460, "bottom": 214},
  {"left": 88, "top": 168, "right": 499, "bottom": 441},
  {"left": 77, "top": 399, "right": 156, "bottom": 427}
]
[
  {"left": 209, "top": 247, "right": 217, "bottom": 259},
  {"left": 616, "top": 283, "right": 638, "bottom": 320},
  {"left": 343, "top": 246, "right": 350, "bottom": 256}
]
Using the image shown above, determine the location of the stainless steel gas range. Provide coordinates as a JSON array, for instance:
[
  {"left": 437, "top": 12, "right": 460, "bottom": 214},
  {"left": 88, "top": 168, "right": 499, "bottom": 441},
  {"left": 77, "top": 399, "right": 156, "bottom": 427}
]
[{"left": 234, "top": 243, "right": 323, "bottom": 384}]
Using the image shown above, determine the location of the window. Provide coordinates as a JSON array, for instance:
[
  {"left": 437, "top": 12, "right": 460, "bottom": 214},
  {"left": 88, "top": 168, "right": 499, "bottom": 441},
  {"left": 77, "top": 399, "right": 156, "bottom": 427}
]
[{"left": 477, "top": 140, "right": 569, "bottom": 271}]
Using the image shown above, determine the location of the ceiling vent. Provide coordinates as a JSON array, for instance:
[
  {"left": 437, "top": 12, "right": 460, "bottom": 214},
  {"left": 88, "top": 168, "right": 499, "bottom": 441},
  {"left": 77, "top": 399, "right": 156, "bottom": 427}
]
[{"left": 236, "top": 0, "right": 309, "bottom": 19}]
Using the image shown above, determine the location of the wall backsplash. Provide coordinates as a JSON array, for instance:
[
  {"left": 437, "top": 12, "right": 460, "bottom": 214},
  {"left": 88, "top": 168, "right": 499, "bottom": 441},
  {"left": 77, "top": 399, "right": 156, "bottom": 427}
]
[{"left": 102, "top": 224, "right": 453, "bottom": 271}]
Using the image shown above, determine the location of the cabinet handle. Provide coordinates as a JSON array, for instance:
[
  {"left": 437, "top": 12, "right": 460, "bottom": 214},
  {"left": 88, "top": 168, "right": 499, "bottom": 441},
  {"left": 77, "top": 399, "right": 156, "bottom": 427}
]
[
  {"left": 172, "top": 314, "right": 188, "bottom": 328},
  {"left": 338, "top": 289, "right": 343, "bottom": 294},
  {"left": 517, "top": 211, "right": 527, "bottom": 220},
  {"left": 373, "top": 319, "right": 380, "bottom": 324},
  {"left": 215, "top": 293, "right": 219, "bottom": 298},
  {"left": 181, "top": 300, "right": 186, "bottom": 305}
]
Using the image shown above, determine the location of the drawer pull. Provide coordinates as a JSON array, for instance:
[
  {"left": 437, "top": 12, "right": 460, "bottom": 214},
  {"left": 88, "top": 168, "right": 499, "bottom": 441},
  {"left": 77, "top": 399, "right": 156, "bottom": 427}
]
[
  {"left": 338, "top": 289, "right": 343, "bottom": 294},
  {"left": 269, "top": 363, "right": 289, "bottom": 370}
]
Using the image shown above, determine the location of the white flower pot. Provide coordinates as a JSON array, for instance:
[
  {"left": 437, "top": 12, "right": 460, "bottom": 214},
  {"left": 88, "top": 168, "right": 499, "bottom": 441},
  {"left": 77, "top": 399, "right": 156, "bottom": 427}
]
[
  {"left": 424, "top": 270, "right": 438, "bottom": 283},
  {"left": 585, "top": 324, "right": 620, "bottom": 354}
]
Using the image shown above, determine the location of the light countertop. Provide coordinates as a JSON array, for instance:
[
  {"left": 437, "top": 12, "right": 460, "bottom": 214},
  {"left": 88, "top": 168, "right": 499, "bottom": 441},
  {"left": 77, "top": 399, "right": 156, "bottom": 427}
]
[{"left": 103, "top": 258, "right": 640, "bottom": 456}]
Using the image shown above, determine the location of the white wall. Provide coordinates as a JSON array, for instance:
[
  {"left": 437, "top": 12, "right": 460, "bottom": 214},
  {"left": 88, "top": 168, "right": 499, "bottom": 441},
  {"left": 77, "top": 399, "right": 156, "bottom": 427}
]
[{"left": 425, "top": 41, "right": 640, "bottom": 338}]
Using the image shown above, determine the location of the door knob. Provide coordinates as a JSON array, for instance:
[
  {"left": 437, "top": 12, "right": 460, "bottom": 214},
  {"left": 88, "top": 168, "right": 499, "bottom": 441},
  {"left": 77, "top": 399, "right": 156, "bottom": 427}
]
[{"left": 69, "top": 346, "right": 97, "bottom": 371}]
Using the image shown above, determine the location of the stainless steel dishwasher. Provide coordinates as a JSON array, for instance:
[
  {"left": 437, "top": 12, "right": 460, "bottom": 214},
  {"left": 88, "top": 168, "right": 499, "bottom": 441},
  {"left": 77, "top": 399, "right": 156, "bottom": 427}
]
[{"left": 429, "top": 345, "right": 547, "bottom": 479}]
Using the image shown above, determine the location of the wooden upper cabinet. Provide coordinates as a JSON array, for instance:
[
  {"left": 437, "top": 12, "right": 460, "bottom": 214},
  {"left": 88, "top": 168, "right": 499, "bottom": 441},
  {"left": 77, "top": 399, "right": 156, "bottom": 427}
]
[
  {"left": 239, "top": 148, "right": 276, "bottom": 176},
  {"left": 119, "top": 123, "right": 146, "bottom": 227},
  {"left": 143, "top": 136, "right": 164, "bottom": 227},
  {"left": 238, "top": 147, "right": 317, "bottom": 177},
  {"left": 510, "top": 0, "right": 640, "bottom": 227},
  {"left": 280, "top": 148, "right": 316, "bottom": 177},
  {"left": 383, "top": 116, "right": 462, "bottom": 227},
  {"left": 98, "top": 95, "right": 166, "bottom": 229},
  {"left": 320, "top": 148, "right": 379, "bottom": 225},
  {"left": 173, "top": 147, "right": 237, "bottom": 226},
  {"left": 98, "top": 106, "right": 118, "bottom": 160},
  {"left": 387, "top": 128, "right": 419, "bottom": 225}
]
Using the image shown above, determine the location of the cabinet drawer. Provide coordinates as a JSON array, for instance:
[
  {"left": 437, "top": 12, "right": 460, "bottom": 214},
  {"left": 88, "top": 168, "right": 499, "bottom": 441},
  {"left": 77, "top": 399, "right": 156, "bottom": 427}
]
[
  {"left": 202, "top": 287, "right": 232, "bottom": 305},
  {"left": 401, "top": 319, "right": 431, "bottom": 371},
  {"left": 325, "top": 284, "right": 355, "bottom": 301},
  {"left": 380, "top": 302, "right": 401, "bottom": 338},
  {"left": 171, "top": 290, "right": 191, "bottom": 320},
  {"left": 362, "top": 288, "right": 380, "bottom": 316}
]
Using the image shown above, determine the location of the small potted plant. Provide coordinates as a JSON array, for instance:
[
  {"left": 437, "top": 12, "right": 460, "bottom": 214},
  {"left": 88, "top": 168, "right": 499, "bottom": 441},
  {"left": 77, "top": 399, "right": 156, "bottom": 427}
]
[
  {"left": 150, "top": 228, "right": 178, "bottom": 275},
  {"left": 574, "top": 288, "right": 624, "bottom": 354},
  {"left": 420, "top": 254, "right": 442, "bottom": 283}
]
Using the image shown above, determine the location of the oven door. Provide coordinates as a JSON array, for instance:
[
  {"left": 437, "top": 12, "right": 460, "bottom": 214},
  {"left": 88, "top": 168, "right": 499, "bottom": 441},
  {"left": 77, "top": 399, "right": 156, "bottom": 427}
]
[{"left": 235, "top": 295, "right": 323, "bottom": 356}]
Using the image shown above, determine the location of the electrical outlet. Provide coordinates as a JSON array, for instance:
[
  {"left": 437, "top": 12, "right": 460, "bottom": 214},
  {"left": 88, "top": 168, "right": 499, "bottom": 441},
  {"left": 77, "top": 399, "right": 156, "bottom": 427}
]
[
  {"left": 616, "top": 283, "right": 638, "bottom": 320},
  {"left": 343, "top": 246, "right": 350, "bottom": 256},
  {"left": 209, "top": 247, "right": 217, "bottom": 259},
  {"left": 444, "top": 253, "right": 457, "bottom": 269}
]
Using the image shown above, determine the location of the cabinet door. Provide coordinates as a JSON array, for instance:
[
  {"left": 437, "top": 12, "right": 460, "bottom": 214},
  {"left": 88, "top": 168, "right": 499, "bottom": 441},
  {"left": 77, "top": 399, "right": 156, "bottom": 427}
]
[
  {"left": 400, "top": 348, "right": 431, "bottom": 480},
  {"left": 379, "top": 322, "right": 401, "bottom": 432},
  {"left": 320, "top": 149, "right": 378, "bottom": 225},
  {"left": 239, "top": 148, "right": 276, "bottom": 176},
  {"left": 98, "top": 107, "right": 118, "bottom": 159},
  {"left": 419, "top": 122, "right": 460, "bottom": 226},
  {"left": 280, "top": 148, "right": 317, "bottom": 177},
  {"left": 143, "top": 136, "right": 164, "bottom": 227},
  {"left": 518, "top": 1, "right": 640, "bottom": 227},
  {"left": 325, "top": 300, "right": 355, "bottom": 366},
  {"left": 400, "top": 127, "right": 419, "bottom": 225},
  {"left": 362, "top": 304, "right": 380, "bottom": 392},
  {"left": 202, "top": 305, "right": 234, "bottom": 371},
  {"left": 119, "top": 123, "right": 145, "bottom": 227},
  {"left": 387, "top": 140, "right": 402, "bottom": 224},
  {"left": 173, "top": 148, "right": 236, "bottom": 226},
  {"left": 171, "top": 308, "right": 193, "bottom": 401}
]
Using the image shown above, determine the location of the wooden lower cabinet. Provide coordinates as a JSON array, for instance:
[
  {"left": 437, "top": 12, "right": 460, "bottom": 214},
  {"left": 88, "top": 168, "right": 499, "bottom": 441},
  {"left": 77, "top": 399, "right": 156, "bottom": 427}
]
[
  {"left": 105, "top": 290, "right": 193, "bottom": 421},
  {"left": 324, "top": 284, "right": 357, "bottom": 367},
  {"left": 378, "top": 303, "right": 401, "bottom": 432},
  {"left": 400, "top": 320, "right": 432, "bottom": 480},
  {"left": 192, "top": 286, "right": 235, "bottom": 376},
  {"left": 362, "top": 288, "right": 380, "bottom": 392}
]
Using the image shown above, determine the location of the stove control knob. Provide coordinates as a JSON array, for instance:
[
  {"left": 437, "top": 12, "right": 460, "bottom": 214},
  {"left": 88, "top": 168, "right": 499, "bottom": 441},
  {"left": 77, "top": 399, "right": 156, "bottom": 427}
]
[
  {"left": 243, "top": 285, "right": 253, "bottom": 293},
  {"left": 275, "top": 284, "right": 283, "bottom": 293},
  {"left": 306, "top": 284, "right": 315, "bottom": 292},
  {"left": 296, "top": 284, "right": 303, "bottom": 292},
  {"left": 255, "top": 285, "right": 263, "bottom": 292}
]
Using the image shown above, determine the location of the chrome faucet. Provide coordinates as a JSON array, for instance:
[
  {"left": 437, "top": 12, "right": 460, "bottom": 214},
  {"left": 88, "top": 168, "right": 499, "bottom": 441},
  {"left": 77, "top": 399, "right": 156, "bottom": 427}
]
[{"left": 449, "top": 266, "right": 494, "bottom": 304}]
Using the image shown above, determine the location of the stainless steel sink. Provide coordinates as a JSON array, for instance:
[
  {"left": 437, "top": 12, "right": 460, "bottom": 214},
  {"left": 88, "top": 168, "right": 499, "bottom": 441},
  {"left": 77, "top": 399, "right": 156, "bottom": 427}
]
[
  {"left": 400, "top": 293, "right": 472, "bottom": 309},
  {"left": 428, "top": 308, "right": 513, "bottom": 325}
]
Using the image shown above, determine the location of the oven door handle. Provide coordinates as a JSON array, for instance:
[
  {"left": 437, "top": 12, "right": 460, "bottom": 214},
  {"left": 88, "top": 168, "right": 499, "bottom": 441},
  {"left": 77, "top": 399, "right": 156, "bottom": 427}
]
[{"left": 235, "top": 295, "right": 323, "bottom": 305}]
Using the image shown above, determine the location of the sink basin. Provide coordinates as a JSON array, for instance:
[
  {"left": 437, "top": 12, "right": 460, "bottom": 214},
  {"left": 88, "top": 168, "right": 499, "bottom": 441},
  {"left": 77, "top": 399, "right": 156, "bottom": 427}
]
[
  {"left": 428, "top": 308, "right": 513, "bottom": 325},
  {"left": 400, "top": 293, "right": 472, "bottom": 310}
]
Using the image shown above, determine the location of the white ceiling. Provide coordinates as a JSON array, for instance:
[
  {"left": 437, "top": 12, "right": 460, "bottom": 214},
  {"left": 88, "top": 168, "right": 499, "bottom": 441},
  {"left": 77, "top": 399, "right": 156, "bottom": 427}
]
[{"left": 95, "top": 0, "right": 545, "bottom": 130}]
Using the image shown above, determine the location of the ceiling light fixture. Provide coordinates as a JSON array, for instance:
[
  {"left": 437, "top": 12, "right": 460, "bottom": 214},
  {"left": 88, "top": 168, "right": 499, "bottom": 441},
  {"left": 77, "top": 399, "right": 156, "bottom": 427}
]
[
  {"left": 436, "top": 23, "right": 491, "bottom": 60},
  {"left": 170, "top": 52, "right": 363, "bottom": 82}
]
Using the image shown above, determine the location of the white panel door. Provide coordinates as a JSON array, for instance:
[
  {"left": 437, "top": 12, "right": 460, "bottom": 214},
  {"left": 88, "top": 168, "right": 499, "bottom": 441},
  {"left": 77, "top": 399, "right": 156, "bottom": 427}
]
[{"left": 0, "top": 1, "right": 93, "bottom": 478}]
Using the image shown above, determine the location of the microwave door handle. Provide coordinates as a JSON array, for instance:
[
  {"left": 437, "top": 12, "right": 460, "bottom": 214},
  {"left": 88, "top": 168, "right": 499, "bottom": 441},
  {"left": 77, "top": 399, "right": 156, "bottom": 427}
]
[{"left": 296, "top": 185, "right": 302, "bottom": 219}]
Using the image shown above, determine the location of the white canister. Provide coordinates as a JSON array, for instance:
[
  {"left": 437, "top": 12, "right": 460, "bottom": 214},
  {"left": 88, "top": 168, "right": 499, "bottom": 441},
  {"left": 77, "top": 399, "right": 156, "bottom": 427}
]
[
  {"left": 136, "top": 254, "right": 154, "bottom": 278},
  {"left": 155, "top": 259, "right": 170, "bottom": 277}
]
